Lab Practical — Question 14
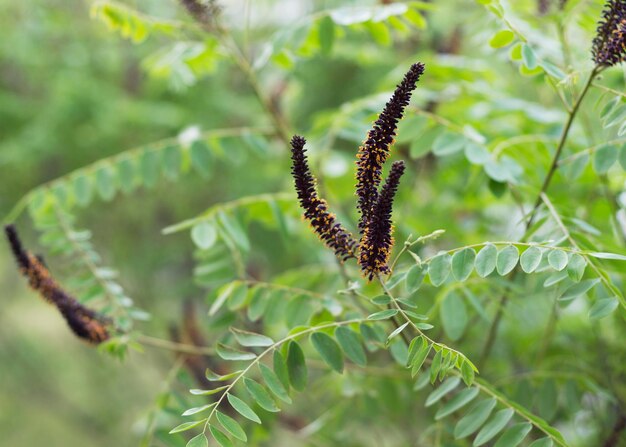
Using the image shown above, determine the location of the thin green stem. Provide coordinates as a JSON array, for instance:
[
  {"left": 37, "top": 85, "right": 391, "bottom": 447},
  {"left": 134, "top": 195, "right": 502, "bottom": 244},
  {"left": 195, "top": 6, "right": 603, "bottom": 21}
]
[
  {"left": 162, "top": 192, "right": 294, "bottom": 234},
  {"left": 220, "top": 33, "right": 292, "bottom": 144},
  {"left": 51, "top": 201, "right": 128, "bottom": 320},
  {"left": 598, "top": 174, "right": 626, "bottom": 246},
  {"left": 199, "top": 318, "right": 367, "bottom": 436},
  {"left": 541, "top": 193, "right": 625, "bottom": 309},
  {"left": 3, "top": 194, "right": 29, "bottom": 225},
  {"left": 558, "top": 137, "right": 626, "bottom": 166},
  {"left": 137, "top": 334, "right": 216, "bottom": 356},
  {"left": 592, "top": 82, "right": 626, "bottom": 99},
  {"left": 139, "top": 357, "right": 185, "bottom": 447},
  {"left": 526, "top": 67, "right": 598, "bottom": 229},
  {"left": 421, "top": 240, "right": 592, "bottom": 262},
  {"left": 470, "top": 378, "right": 568, "bottom": 447},
  {"left": 335, "top": 260, "right": 371, "bottom": 315},
  {"left": 534, "top": 299, "right": 558, "bottom": 365},
  {"left": 376, "top": 274, "right": 474, "bottom": 368},
  {"left": 556, "top": 21, "right": 572, "bottom": 69},
  {"left": 491, "top": 134, "right": 558, "bottom": 158},
  {"left": 4, "top": 126, "right": 273, "bottom": 224},
  {"left": 480, "top": 67, "right": 599, "bottom": 366}
]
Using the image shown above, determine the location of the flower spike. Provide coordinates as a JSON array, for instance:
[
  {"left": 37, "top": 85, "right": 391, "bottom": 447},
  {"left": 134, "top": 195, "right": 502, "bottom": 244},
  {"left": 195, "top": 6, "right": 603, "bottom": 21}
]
[
  {"left": 592, "top": 0, "right": 626, "bottom": 67},
  {"left": 290, "top": 136, "right": 358, "bottom": 261},
  {"left": 358, "top": 161, "right": 406, "bottom": 280},
  {"left": 4, "top": 225, "right": 110, "bottom": 344},
  {"left": 356, "top": 62, "right": 424, "bottom": 233}
]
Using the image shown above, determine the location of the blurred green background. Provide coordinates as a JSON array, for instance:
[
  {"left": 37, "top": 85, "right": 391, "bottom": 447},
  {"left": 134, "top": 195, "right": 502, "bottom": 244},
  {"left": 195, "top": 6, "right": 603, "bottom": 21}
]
[{"left": 1, "top": 0, "right": 625, "bottom": 446}]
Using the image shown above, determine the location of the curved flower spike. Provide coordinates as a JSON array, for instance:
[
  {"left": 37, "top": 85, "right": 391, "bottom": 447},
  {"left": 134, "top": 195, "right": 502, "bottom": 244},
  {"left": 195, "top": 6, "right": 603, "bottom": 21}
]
[
  {"left": 290, "top": 136, "right": 358, "bottom": 261},
  {"left": 592, "top": 0, "right": 626, "bottom": 67},
  {"left": 5, "top": 225, "right": 110, "bottom": 344},
  {"left": 356, "top": 62, "right": 424, "bottom": 234},
  {"left": 358, "top": 161, "right": 406, "bottom": 280}
]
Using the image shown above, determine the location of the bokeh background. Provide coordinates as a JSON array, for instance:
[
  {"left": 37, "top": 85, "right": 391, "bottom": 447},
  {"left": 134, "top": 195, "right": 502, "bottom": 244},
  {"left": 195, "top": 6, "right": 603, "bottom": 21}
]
[{"left": 1, "top": 0, "right": 625, "bottom": 446}]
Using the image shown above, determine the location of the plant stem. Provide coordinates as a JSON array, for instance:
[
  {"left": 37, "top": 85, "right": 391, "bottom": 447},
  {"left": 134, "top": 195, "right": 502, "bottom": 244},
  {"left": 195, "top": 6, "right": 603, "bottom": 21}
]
[
  {"left": 534, "top": 299, "right": 558, "bottom": 365},
  {"left": 376, "top": 274, "right": 472, "bottom": 364},
  {"left": 200, "top": 318, "right": 366, "bottom": 436},
  {"left": 526, "top": 67, "right": 598, "bottom": 229},
  {"left": 220, "top": 33, "right": 292, "bottom": 144},
  {"left": 137, "top": 334, "right": 216, "bottom": 356},
  {"left": 139, "top": 357, "right": 185, "bottom": 447},
  {"left": 480, "top": 67, "right": 598, "bottom": 367},
  {"left": 335, "top": 260, "right": 371, "bottom": 315},
  {"left": 603, "top": 410, "right": 626, "bottom": 447},
  {"left": 541, "top": 192, "right": 625, "bottom": 307},
  {"left": 599, "top": 174, "right": 626, "bottom": 246}
]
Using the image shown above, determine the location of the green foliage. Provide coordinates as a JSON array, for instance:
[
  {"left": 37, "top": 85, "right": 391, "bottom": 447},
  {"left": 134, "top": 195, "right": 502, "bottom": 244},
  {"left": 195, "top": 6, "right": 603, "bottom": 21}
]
[{"left": 2, "top": 1, "right": 626, "bottom": 447}]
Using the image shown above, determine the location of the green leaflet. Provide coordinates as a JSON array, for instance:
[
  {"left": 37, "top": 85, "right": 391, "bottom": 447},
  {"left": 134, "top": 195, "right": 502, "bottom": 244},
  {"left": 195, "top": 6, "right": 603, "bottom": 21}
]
[
  {"left": 493, "top": 422, "right": 532, "bottom": 447},
  {"left": 520, "top": 246, "right": 542, "bottom": 273},
  {"left": 286, "top": 341, "right": 307, "bottom": 391},
  {"left": 227, "top": 394, "right": 261, "bottom": 423},
  {"left": 230, "top": 327, "right": 274, "bottom": 347},
  {"left": 496, "top": 245, "right": 519, "bottom": 275},
  {"left": 259, "top": 363, "right": 291, "bottom": 404},
  {"left": 475, "top": 244, "right": 497, "bottom": 277},
  {"left": 473, "top": 408, "right": 514, "bottom": 446},
  {"left": 451, "top": 248, "right": 476, "bottom": 281},
  {"left": 335, "top": 326, "right": 367, "bottom": 366},
  {"left": 209, "top": 425, "right": 233, "bottom": 447},
  {"left": 425, "top": 377, "right": 461, "bottom": 407},
  {"left": 216, "top": 410, "right": 247, "bottom": 442},
  {"left": 547, "top": 250, "right": 568, "bottom": 271},
  {"left": 310, "top": 332, "right": 344, "bottom": 373},
  {"left": 435, "top": 387, "right": 480, "bottom": 420},
  {"left": 186, "top": 433, "right": 208, "bottom": 447},
  {"left": 440, "top": 292, "right": 468, "bottom": 341},
  {"left": 244, "top": 377, "right": 280, "bottom": 412},
  {"left": 429, "top": 253, "right": 451, "bottom": 286},
  {"left": 455, "top": 398, "right": 497, "bottom": 439}
]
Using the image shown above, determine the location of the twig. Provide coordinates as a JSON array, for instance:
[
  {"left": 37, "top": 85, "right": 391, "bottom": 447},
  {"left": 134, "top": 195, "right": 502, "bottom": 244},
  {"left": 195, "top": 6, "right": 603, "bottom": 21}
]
[
  {"left": 139, "top": 357, "right": 185, "bottom": 447},
  {"left": 480, "top": 67, "right": 599, "bottom": 366},
  {"left": 137, "top": 334, "right": 215, "bottom": 356},
  {"left": 540, "top": 192, "right": 625, "bottom": 308},
  {"left": 526, "top": 67, "right": 598, "bottom": 229},
  {"left": 603, "top": 410, "right": 626, "bottom": 447}
]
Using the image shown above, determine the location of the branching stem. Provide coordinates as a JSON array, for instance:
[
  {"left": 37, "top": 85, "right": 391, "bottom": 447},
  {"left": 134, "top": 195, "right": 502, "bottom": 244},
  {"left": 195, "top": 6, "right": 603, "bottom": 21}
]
[{"left": 480, "top": 67, "right": 599, "bottom": 366}]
